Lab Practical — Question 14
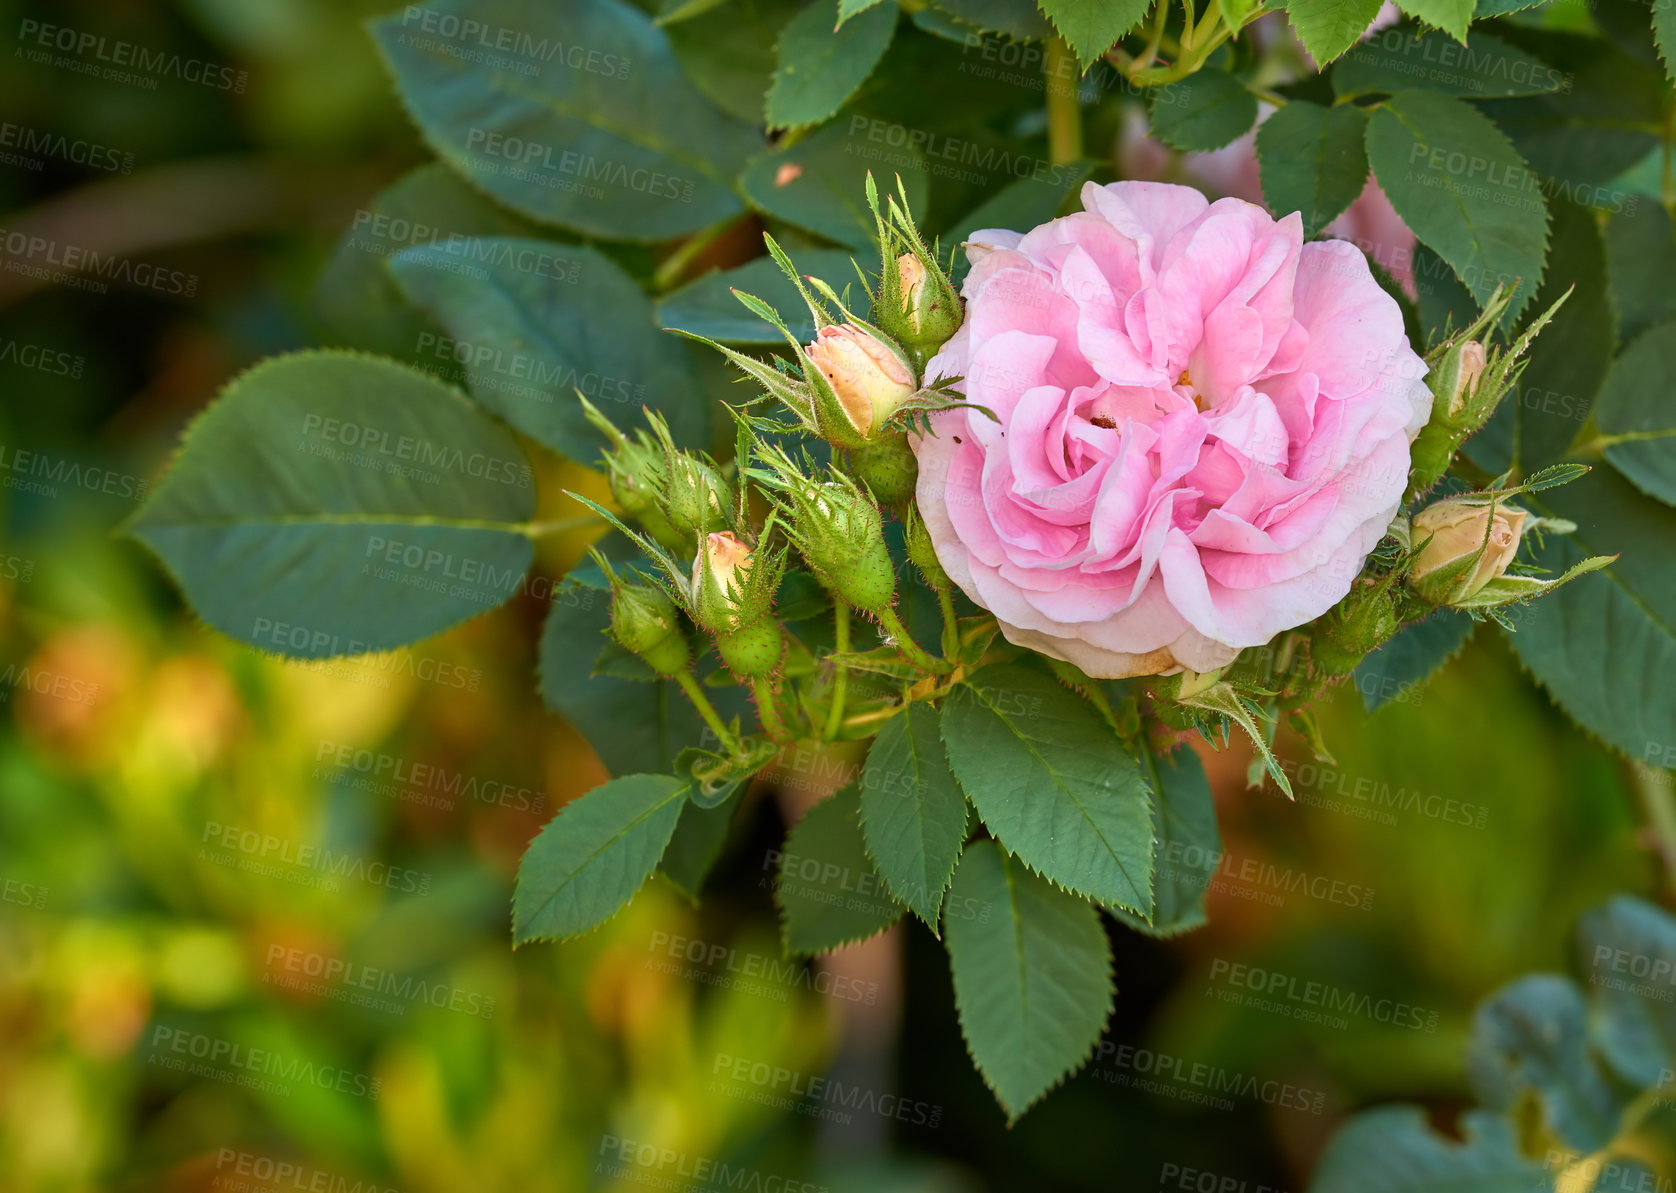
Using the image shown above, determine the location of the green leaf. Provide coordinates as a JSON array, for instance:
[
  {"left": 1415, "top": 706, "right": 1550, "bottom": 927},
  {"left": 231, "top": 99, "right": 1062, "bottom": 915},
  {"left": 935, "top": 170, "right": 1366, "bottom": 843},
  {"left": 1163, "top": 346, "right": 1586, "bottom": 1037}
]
[
  {"left": 1036, "top": 0, "right": 1150, "bottom": 68},
  {"left": 1112, "top": 747, "right": 1220, "bottom": 938},
  {"left": 1147, "top": 69, "right": 1259, "bottom": 153},
  {"left": 859, "top": 703, "right": 970, "bottom": 928},
  {"left": 1465, "top": 199, "right": 1611, "bottom": 476},
  {"left": 1394, "top": 0, "right": 1472, "bottom": 43},
  {"left": 667, "top": 0, "right": 803, "bottom": 123},
  {"left": 741, "top": 120, "right": 928, "bottom": 249},
  {"left": 922, "top": 0, "right": 1053, "bottom": 40},
  {"left": 838, "top": 0, "right": 889, "bottom": 22},
  {"left": 660, "top": 784, "right": 744, "bottom": 900},
  {"left": 123, "top": 352, "right": 534, "bottom": 659},
  {"left": 942, "top": 839, "right": 1114, "bottom": 1122},
  {"left": 766, "top": 0, "right": 897, "bottom": 130},
  {"left": 777, "top": 784, "right": 904, "bottom": 956},
  {"left": 1474, "top": 0, "right": 1548, "bottom": 14},
  {"left": 1501, "top": 467, "right": 1676, "bottom": 762},
  {"left": 1310, "top": 1108, "right": 1552, "bottom": 1192},
  {"left": 1284, "top": 0, "right": 1387, "bottom": 66},
  {"left": 1604, "top": 202, "right": 1676, "bottom": 348},
  {"left": 941, "top": 663, "right": 1155, "bottom": 915},
  {"left": 388, "top": 239, "right": 707, "bottom": 459},
  {"left": 1592, "top": 320, "right": 1676, "bottom": 505},
  {"left": 1578, "top": 896, "right": 1676, "bottom": 1090},
  {"left": 657, "top": 249, "right": 861, "bottom": 343},
  {"left": 1354, "top": 610, "right": 1474, "bottom": 711},
  {"left": 1654, "top": 0, "right": 1676, "bottom": 83},
  {"left": 1333, "top": 28, "right": 1568, "bottom": 99},
  {"left": 512, "top": 774, "right": 688, "bottom": 943},
  {"left": 538, "top": 573, "right": 723, "bottom": 777},
  {"left": 1478, "top": 32, "right": 1665, "bottom": 190},
  {"left": 1412, "top": 242, "right": 1480, "bottom": 346},
  {"left": 1466, "top": 975, "right": 1625, "bottom": 1152},
  {"left": 370, "top": 0, "right": 759, "bottom": 240},
  {"left": 1255, "top": 100, "right": 1368, "bottom": 237},
  {"left": 312, "top": 164, "right": 541, "bottom": 361},
  {"left": 1366, "top": 89, "right": 1549, "bottom": 321}
]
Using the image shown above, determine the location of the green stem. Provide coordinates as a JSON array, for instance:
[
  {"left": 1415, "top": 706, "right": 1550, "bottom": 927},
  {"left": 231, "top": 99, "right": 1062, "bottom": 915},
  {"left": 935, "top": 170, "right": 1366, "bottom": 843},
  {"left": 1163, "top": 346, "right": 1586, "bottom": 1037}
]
[
  {"left": 1129, "top": 21, "right": 1231, "bottom": 86},
  {"left": 653, "top": 215, "right": 743, "bottom": 292},
  {"left": 753, "top": 676, "right": 793, "bottom": 741},
  {"left": 876, "top": 603, "right": 944, "bottom": 672},
  {"left": 674, "top": 669, "right": 740, "bottom": 756},
  {"left": 518, "top": 514, "right": 606, "bottom": 538},
  {"left": 1631, "top": 758, "right": 1676, "bottom": 899},
  {"left": 935, "top": 584, "right": 960, "bottom": 661},
  {"left": 1134, "top": 0, "right": 1171, "bottom": 73},
  {"left": 1044, "top": 37, "right": 1083, "bottom": 165},
  {"left": 823, "top": 600, "right": 850, "bottom": 742}
]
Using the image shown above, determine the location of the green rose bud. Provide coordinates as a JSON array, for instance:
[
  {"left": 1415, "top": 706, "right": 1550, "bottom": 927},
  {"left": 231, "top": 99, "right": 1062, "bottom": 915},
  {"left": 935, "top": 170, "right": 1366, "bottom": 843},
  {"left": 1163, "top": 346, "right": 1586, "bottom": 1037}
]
[
  {"left": 690, "top": 530, "right": 756, "bottom": 632},
  {"left": 610, "top": 580, "right": 688, "bottom": 678},
  {"left": 1312, "top": 578, "right": 1399, "bottom": 675},
  {"left": 847, "top": 432, "right": 919, "bottom": 507}
]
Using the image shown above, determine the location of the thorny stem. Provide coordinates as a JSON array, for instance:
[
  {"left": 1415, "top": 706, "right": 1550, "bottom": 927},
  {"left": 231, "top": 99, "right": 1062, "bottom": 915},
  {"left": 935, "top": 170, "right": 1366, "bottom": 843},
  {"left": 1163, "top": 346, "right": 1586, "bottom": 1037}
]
[
  {"left": 823, "top": 600, "right": 850, "bottom": 742},
  {"left": 752, "top": 675, "right": 794, "bottom": 742},
  {"left": 675, "top": 669, "right": 740, "bottom": 756},
  {"left": 875, "top": 603, "right": 944, "bottom": 673}
]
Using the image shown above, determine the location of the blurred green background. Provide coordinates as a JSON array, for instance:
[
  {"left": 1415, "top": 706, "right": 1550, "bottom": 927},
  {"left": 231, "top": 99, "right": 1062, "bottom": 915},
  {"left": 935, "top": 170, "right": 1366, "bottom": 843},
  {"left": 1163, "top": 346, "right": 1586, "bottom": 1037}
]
[{"left": 0, "top": 0, "right": 1661, "bottom": 1189}]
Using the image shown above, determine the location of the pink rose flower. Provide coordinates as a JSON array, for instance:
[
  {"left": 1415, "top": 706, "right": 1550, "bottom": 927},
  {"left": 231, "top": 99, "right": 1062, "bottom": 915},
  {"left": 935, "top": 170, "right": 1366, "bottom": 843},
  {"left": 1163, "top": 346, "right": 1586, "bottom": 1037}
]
[{"left": 912, "top": 181, "right": 1431, "bottom": 678}]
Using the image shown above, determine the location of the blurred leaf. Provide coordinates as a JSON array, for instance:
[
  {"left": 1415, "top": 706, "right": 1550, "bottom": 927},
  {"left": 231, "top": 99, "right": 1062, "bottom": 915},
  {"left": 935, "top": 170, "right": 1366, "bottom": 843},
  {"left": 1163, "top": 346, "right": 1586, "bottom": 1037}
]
[
  {"left": 942, "top": 839, "right": 1113, "bottom": 1122},
  {"left": 1112, "top": 746, "right": 1218, "bottom": 937},
  {"left": 1478, "top": 32, "right": 1664, "bottom": 189},
  {"left": 658, "top": 249, "right": 862, "bottom": 343},
  {"left": 1284, "top": 0, "right": 1388, "bottom": 65},
  {"left": 1413, "top": 241, "right": 1480, "bottom": 345},
  {"left": 1502, "top": 467, "right": 1676, "bottom": 761},
  {"left": 512, "top": 774, "right": 688, "bottom": 943},
  {"left": 741, "top": 120, "right": 928, "bottom": 248},
  {"left": 1578, "top": 895, "right": 1676, "bottom": 1089},
  {"left": 1256, "top": 100, "right": 1368, "bottom": 237},
  {"left": 125, "top": 352, "right": 534, "bottom": 659},
  {"left": 1603, "top": 202, "right": 1676, "bottom": 347},
  {"left": 923, "top": 0, "right": 1053, "bottom": 40},
  {"left": 1333, "top": 28, "right": 1567, "bottom": 99},
  {"left": 1366, "top": 89, "right": 1549, "bottom": 321},
  {"left": 667, "top": 0, "right": 803, "bottom": 123},
  {"left": 389, "top": 239, "right": 708, "bottom": 458},
  {"left": 1147, "top": 70, "right": 1259, "bottom": 152},
  {"left": 1466, "top": 975, "right": 1624, "bottom": 1152},
  {"left": 312, "top": 164, "right": 540, "bottom": 361},
  {"left": 1354, "top": 610, "right": 1474, "bottom": 712},
  {"left": 777, "top": 784, "right": 904, "bottom": 955},
  {"left": 1310, "top": 1108, "right": 1551, "bottom": 1192},
  {"left": 371, "top": 0, "right": 759, "bottom": 239},
  {"left": 941, "top": 663, "right": 1155, "bottom": 916},
  {"left": 1036, "top": 0, "right": 1150, "bottom": 69},
  {"left": 538, "top": 574, "right": 718, "bottom": 776},
  {"left": 765, "top": 0, "right": 898, "bottom": 130},
  {"left": 1593, "top": 320, "right": 1676, "bottom": 505},
  {"left": 859, "top": 703, "right": 969, "bottom": 928}
]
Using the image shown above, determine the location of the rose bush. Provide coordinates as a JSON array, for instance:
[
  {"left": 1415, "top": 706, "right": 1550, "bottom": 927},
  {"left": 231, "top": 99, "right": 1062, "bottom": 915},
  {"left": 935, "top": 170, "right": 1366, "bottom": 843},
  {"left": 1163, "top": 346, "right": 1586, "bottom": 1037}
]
[{"left": 913, "top": 181, "right": 1431, "bottom": 678}]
